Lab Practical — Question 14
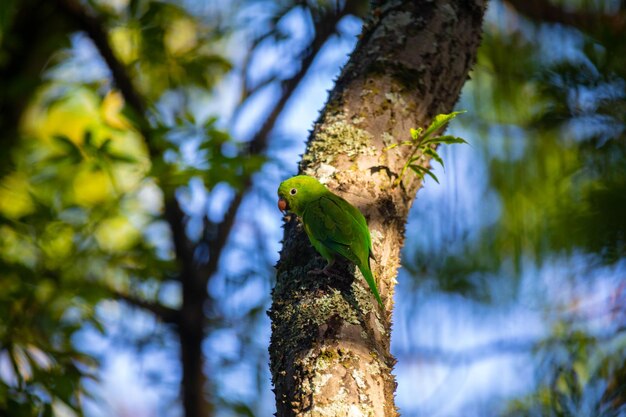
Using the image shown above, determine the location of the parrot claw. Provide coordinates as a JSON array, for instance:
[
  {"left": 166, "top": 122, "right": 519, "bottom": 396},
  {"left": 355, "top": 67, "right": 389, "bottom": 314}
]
[
  {"left": 308, "top": 263, "right": 341, "bottom": 278},
  {"left": 308, "top": 268, "right": 330, "bottom": 276}
]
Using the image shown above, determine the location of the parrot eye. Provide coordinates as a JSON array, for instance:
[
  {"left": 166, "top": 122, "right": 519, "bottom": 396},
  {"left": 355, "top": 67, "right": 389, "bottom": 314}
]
[{"left": 290, "top": 188, "right": 297, "bottom": 195}]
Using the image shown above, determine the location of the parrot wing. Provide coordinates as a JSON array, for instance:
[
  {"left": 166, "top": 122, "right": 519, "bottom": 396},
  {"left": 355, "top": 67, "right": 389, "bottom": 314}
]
[
  {"left": 303, "top": 194, "right": 383, "bottom": 308},
  {"left": 303, "top": 195, "right": 368, "bottom": 267},
  {"left": 335, "top": 194, "right": 373, "bottom": 253}
]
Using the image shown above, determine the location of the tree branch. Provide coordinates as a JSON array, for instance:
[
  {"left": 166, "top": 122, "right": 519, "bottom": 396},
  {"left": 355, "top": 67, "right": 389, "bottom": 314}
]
[
  {"left": 504, "top": 0, "right": 626, "bottom": 36},
  {"left": 111, "top": 289, "right": 181, "bottom": 325},
  {"left": 165, "top": 198, "right": 196, "bottom": 275}
]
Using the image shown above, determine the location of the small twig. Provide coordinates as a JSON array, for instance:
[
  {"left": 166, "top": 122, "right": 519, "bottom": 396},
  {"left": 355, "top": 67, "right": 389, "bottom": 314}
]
[
  {"left": 505, "top": 0, "right": 626, "bottom": 35},
  {"left": 111, "top": 289, "right": 181, "bottom": 325}
]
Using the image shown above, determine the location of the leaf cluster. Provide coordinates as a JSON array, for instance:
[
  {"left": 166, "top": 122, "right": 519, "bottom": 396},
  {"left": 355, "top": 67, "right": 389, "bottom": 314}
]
[{"left": 386, "top": 111, "right": 467, "bottom": 187}]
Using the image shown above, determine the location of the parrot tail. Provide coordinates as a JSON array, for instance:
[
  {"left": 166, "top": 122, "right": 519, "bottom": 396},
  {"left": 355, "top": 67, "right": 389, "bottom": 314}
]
[{"left": 358, "top": 264, "right": 384, "bottom": 309}]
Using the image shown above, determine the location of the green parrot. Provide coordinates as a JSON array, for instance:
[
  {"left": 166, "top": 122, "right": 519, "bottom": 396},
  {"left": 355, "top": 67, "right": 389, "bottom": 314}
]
[{"left": 277, "top": 175, "right": 383, "bottom": 308}]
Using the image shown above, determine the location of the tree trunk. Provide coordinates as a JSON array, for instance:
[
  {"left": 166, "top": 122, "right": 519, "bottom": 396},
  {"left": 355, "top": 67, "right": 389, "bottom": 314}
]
[
  {"left": 164, "top": 199, "right": 212, "bottom": 417},
  {"left": 269, "top": 1, "right": 486, "bottom": 416}
]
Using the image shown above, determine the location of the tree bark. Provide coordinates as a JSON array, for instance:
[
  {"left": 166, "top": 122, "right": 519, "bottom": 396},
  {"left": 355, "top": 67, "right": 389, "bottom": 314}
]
[{"left": 269, "top": 1, "right": 486, "bottom": 416}]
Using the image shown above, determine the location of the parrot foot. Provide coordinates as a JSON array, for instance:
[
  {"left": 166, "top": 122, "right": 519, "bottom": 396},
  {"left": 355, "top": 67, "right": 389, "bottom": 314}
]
[{"left": 308, "top": 262, "right": 344, "bottom": 279}]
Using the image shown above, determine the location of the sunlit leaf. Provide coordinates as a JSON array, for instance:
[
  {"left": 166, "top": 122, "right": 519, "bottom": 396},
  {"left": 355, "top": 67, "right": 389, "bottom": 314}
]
[
  {"left": 104, "top": 150, "right": 140, "bottom": 164},
  {"left": 94, "top": 216, "right": 140, "bottom": 252},
  {"left": 422, "top": 135, "right": 468, "bottom": 146},
  {"left": 101, "top": 90, "right": 131, "bottom": 130},
  {"left": 424, "top": 148, "right": 444, "bottom": 169},
  {"left": 422, "top": 110, "right": 465, "bottom": 140},
  {"left": 72, "top": 168, "right": 113, "bottom": 206},
  {"left": 409, "top": 164, "right": 439, "bottom": 184},
  {"left": 51, "top": 134, "right": 83, "bottom": 163},
  {"left": 410, "top": 127, "right": 422, "bottom": 140},
  {"left": 0, "top": 172, "right": 35, "bottom": 219},
  {"left": 164, "top": 17, "right": 197, "bottom": 55}
]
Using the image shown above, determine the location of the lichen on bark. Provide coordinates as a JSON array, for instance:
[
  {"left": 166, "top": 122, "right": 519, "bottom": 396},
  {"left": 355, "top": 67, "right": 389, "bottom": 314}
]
[{"left": 301, "top": 111, "right": 378, "bottom": 172}]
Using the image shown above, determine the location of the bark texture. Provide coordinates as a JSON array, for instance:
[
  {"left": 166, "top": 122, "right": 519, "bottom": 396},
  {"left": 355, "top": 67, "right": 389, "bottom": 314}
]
[{"left": 269, "top": 1, "right": 487, "bottom": 416}]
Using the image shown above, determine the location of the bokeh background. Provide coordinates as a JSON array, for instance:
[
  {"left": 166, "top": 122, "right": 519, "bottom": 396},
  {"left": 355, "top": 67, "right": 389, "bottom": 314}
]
[{"left": 1, "top": 0, "right": 625, "bottom": 416}]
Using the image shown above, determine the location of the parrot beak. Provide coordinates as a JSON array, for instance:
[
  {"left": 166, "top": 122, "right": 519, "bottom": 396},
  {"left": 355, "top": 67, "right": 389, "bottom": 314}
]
[{"left": 278, "top": 198, "right": 289, "bottom": 213}]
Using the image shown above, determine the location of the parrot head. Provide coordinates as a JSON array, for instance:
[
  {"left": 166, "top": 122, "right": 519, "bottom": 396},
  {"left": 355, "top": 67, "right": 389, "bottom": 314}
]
[{"left": 277, "top": 175, "right": 327, "bottom": 216}]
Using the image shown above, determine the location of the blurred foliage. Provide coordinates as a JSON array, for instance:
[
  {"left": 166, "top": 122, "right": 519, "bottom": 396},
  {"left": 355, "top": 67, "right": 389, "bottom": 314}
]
[
  {"left": 93, "top": 0, "right": 232, "bottom": 100},
  {"left": 0, "top": 82, "right": 164, "bottom": 415},
  {"left": 0, "top": 0, "right": 237, "bottom": 413},
  {"left": 0, "top": 0, "right": 368, "bottom": 415},
  {"left": 503, "top": 318, "right": 626, "bottom": 417},
  {"left": 407, "top": 0, "right": 626, "bottom": 294},
  {"left": 403, "top": 0, "right": 626, "bottom": 415}
]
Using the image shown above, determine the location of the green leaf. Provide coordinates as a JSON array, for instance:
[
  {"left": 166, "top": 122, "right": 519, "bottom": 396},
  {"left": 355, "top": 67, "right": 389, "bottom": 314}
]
[
  {"left": 410, "top": 127, "right": 423, "bottom": 140},
  {"left": 422, "top": 110, "right": 466, "bottom": 141},
  {"left": 51, "top": 135, "right": 83, "bottom": 162},
  {"left": 44, "top": 154, "right": 74, "bottom": 165},
  {"left": 425, "top": 148, "right": 445, "bottom": 169},
  {"left": 98, "top": 138, "right": 113, "bottom": 152},
  {"left": 105, "top": 152, "right": 140, "bottom": 164},
  {"left": 422, "top": 135, "right": 469, "bottom": 146},
  {"left": 409, "top": 164, "right": 440, "bottom": 184},
  {"left": 408, "top": 155, "right": 424, "bottom": 164},
  {"left": 83, "top": 131, "right": 97, "bottom": 152}
]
